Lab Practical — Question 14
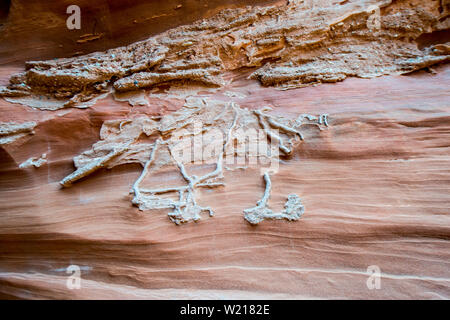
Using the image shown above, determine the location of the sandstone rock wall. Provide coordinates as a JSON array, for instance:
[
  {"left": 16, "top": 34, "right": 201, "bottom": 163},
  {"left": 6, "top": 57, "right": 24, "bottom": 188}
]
[{"left": 0, "top": 0, "right": 449, "bottom": 299}]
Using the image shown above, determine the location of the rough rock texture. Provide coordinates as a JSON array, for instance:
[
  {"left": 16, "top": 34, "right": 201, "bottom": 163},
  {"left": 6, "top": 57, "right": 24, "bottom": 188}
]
[
  {"left": 19, "top": 153, "right": 47, "bottom": 169},
  {"left": 1, "top": 0, "right": 449, "bottom": 109},
  {"left": 0, "top": 121, "right": 36, "bottom": 145},
  {"left": 0, "top": 0, "right": 449, "bottom": 300},
  {"left": 58, "top": 97, "right": 326, "bottom": 224}
]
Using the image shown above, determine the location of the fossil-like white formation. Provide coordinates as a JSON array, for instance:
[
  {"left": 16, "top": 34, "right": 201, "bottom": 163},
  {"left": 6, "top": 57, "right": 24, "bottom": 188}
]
[
  {"left": 60, "top": 98, "right": 328, "bottom": 224},
  {"left": 1, "top": 0, "right": 448, "bottom": 109}
]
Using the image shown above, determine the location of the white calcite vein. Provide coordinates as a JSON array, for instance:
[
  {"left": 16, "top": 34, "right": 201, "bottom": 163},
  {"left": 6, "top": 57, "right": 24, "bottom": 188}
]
[{"left": 244, "top": 172, "right": 305, "bottom": 225}]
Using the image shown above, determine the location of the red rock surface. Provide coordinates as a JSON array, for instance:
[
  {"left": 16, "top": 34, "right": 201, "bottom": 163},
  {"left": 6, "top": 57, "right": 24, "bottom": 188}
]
[
  {"left": 0, "top": 0, "right": 449, "bottom": 299},
  {"left": 0, "top": 0, "right": 282, "bottom": 64}
]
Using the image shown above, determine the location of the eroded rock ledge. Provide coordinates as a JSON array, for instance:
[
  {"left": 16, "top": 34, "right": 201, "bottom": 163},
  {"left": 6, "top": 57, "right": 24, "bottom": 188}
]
[{"left": 1, "top": 0, "right": 449, "bottom": 109}]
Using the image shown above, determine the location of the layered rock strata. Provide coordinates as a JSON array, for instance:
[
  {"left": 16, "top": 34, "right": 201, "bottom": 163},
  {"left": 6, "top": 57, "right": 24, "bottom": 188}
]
[{"left": 1, "top": 0, "right": 448, "bottom": 109}]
